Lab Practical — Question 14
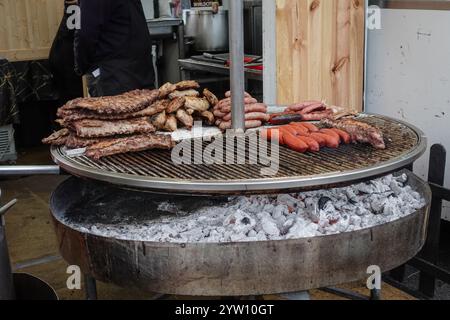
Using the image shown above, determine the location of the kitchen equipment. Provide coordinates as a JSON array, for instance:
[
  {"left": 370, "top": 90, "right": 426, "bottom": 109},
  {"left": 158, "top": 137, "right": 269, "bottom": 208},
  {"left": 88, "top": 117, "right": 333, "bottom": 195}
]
[
  {"left": 0, "top": 195, "right": 58, "bottom": 300},
  {"left": 50, "top": 170, "right": 431, "bottom": 296},
  {"left": 183, "top": 9, "right": 229, "bottom": 52},
  {"left": 50, "top": 114, "right": 427, "bottom": 195},
  {"left": 158, "top": 0, "right": 172, "bottom": 18}
]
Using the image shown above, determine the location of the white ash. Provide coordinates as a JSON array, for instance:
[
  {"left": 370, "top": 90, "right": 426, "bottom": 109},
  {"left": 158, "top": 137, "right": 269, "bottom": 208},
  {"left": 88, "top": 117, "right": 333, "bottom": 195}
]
[{"left": 68, "top": 174, "right": 425, "bottom": 243}]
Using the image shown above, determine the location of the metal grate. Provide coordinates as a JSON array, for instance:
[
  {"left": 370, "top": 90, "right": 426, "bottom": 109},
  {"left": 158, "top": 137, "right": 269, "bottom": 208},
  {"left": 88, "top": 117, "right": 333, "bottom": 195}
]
[{"left": 51, "top": 114, "right": 427, "bottom": 194}]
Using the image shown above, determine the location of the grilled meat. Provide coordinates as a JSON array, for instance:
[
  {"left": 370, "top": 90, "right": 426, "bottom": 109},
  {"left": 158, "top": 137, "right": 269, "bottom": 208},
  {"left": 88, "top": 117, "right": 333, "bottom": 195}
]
[
  {"left": 199, "top": 110, "right": 215, "bottom": 125},
  {"left": 203, "top": 88, "right": 219, "bottom": 107},
  {"left": 176, "top": 108, "right": 194, "bottom": 129},
  {"left": 58, "top": 89, "right": 159, "bottom": 115},
  {"left": 159, "top": 82, "right": 177, "bottom": 98},
  {"left": 65, "top": 134, "right": 102, "bottom": 149},
  {"left": 85, "top": 134, "right": 175, "bottom": 160},
  {"left": 175, "top": 80, "right": 200, "bottom": 91},
  {"left": 151, "top": 111, "right": 167, "bottom": 130},
  {"left": 164, "top": 114, "right": 178, "bottom": 132},
  {"left": 70, "top": 118, "right": 156, "bottom": 138},
  {"left": 184, "top": 97, "right": 210, "bottom": 113},
  {"left": 169, "top": 90, "right": 199, "bottom": 99},
  {"left": 57, "top": 99, "right": 167, "bottom": 124},
  {"left": 42, "top": 129, "right": 69, "bottom": 145},
  {"left": 166, "top": 97, "right": 186, "bottom": 114},
  {"left": 321, "top": 118, "right": 386, "bottom": 149}
]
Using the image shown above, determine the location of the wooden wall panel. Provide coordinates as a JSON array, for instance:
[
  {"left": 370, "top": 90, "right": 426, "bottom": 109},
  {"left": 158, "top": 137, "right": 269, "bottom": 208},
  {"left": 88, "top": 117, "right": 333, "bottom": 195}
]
[
  {"left": 0, "top": 0, "right": 64, "bottom": 61},
  {"left": 276, "top": 0, "right": 365, "bottom": 111}
]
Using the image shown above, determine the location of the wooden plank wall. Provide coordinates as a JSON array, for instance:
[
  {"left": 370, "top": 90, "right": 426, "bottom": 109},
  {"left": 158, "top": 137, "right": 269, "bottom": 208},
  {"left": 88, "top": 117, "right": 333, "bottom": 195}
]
[
  {"left": 0, "top": 0, "right": 64, "bottom": 61},
  {"left": 276, "top": 0, "right": 365, "bottom": 111}
]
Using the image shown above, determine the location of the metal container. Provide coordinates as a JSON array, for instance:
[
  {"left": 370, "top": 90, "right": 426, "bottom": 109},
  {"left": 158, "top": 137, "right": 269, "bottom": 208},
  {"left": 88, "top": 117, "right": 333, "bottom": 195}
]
[
  {"left": 50, "top": 170, "right": 431, "bottom": 296},
  {"left": 183, "top": 9, "right": 229, "bottom": 52}
]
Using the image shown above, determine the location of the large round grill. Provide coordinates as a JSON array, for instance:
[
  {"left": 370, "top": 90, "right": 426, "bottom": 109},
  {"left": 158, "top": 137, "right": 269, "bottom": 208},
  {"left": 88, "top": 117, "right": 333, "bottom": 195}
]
[{"left": 51, "top": 114, "right": 427, "bottom": 194}]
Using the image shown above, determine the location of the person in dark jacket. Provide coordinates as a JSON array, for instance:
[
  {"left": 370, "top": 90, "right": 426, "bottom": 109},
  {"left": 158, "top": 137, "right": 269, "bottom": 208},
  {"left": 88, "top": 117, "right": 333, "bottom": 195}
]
[
  {"left": 74, "top": 0, "right": 155, "bottom": 97},
  {"left": 49, "top": 0, "right": 83, "bottom": 104}
]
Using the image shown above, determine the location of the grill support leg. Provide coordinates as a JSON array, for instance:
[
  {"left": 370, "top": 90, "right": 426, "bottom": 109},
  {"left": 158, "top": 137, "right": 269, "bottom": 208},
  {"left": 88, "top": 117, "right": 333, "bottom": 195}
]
[
  {"left": 389, "top": 163, "right": 414, "bottom": 282},
  {"left": 419, "top": 144, "right": 446, "bottom": 297},
  {"left": 370, "top": 288, "right": 381, "bottom": 300},
  {"left": 84, "top": 275, "right": 98, "bottom": 300}
]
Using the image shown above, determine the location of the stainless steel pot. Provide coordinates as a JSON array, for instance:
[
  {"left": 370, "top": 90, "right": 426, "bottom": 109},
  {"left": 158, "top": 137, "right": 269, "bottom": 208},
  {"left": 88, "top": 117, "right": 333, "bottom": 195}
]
[{"left": 183, "top": 9, "right": 229, "bottom": 52}]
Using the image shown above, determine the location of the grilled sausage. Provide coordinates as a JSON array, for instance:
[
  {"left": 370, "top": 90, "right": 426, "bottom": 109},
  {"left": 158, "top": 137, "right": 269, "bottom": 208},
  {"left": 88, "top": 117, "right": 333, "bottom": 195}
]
[
  {"left": 289, "top": 123, "right": 309, "bottom": 135},
  {"left": 220, "top": 103, "right": 267, "bottom": 114},
  {"left": 312, "top": 132, "right": 339, "bottom": 148},
  {"left": 301, "top": 110, "right": 334, "bottom": 121},
  {"left": 218, "top": 120, "right": 262, "bottom": 131},
  {"left": 261, "top": 128, "right": 284, "bottom": 144},
  {"left": 268, "top": 113, "right": 303, "bottom": 125},
  {"left": 308, "top": 133, "right": 326, "bottom": 147},
  {"left": 330, "top": 128, "right": 351, "bottom": 144},
  {"left": 222, "top": 112, "right": 270, "bottom": 122},
  {"left": 281, "top": 131, "right": 308, "bottom": 153},
  {"left": 300, "top": 122, "right": 320, "bottom": 133},
  {"left": 286, "top": 101, "right": 322, "bottom": 112},
  {"left": 320, "top": 128, "right": 341, "bottom": 141},
  {"left": 217, "top": 97, "right": 258, "bottom": 110},
  {"left": 298, "top": 136, "right": 320, "bottom": 152},
  {"left": 299, "top": 103, "right": 326, "bottom": 115}
]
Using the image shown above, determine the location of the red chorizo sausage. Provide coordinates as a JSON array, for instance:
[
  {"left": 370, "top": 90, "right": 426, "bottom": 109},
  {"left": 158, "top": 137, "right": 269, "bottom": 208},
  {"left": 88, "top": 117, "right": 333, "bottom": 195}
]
[
  {"left": 261, "top": 128, "right": 284, "bottom": 145},
  {"left": 320, "top": 129, "right": 341, "bottom": 141},
  {"left": 300, "top": 122, "right": 320, "bottom": 133},
  {"left": 281, "top": 125, "right": 299, "bottom": 136},
  {"left": 311, "top": 132, "right": 339, "bottom": 148},
  {"left": 282, "top": 131, "right": 308, "bottom": 153},
  {"left": 308, "top": 133, "right": 326, "bottom": 146},
  {"left": 288, "top": 123, "right": 309, "bottom": 135},
  {"left": 330, "top": 128, "right": 351, "bottom": 144},
  {"left": 297, "top": 136, "right": 320, "bottom": 152}
]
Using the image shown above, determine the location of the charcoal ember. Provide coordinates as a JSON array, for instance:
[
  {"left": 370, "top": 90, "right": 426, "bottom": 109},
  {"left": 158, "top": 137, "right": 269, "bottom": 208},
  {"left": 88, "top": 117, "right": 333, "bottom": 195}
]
[{"left": 318, "top": 196, "right": 333, "bottom": 211}]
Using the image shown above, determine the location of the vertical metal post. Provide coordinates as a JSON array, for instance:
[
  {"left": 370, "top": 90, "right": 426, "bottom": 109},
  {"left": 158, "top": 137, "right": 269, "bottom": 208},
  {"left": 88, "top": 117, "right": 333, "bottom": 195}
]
[
  {"left": 229, "top": 0, "right": 245, "bottom": 131},
  {"left": 84, "top": 275, "right": 98, "bottom": 300},
  {"left": 0, "top": 199, "right": 17, "bottom": 300}
]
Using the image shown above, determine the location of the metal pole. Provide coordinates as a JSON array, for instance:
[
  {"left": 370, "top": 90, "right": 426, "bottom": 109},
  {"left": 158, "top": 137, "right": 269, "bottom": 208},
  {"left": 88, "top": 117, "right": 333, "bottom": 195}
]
[
  {"left": 0, "top": 199, "right": 17, "bottom": 300},
  {"left": 0, "top": 165, "right": 60, "bottom": 176},
  {"left": 229, "top": 0, "right": 245, "bottom": 131},
  {"left": 84, "top": 275, "right": 98, "bottom": 300}
]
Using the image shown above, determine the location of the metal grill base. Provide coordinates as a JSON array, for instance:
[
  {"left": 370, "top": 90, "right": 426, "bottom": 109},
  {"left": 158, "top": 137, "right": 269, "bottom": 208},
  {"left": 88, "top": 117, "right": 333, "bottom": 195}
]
[{"left": 50, "top": 170, "right": 431, "bottom": 296}]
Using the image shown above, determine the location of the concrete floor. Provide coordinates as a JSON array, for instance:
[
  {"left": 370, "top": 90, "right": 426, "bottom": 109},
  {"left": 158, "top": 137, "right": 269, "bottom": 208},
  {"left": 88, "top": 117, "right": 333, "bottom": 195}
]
[{"left": 0, "top": 146, "right": 415, "bottom": 300}]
